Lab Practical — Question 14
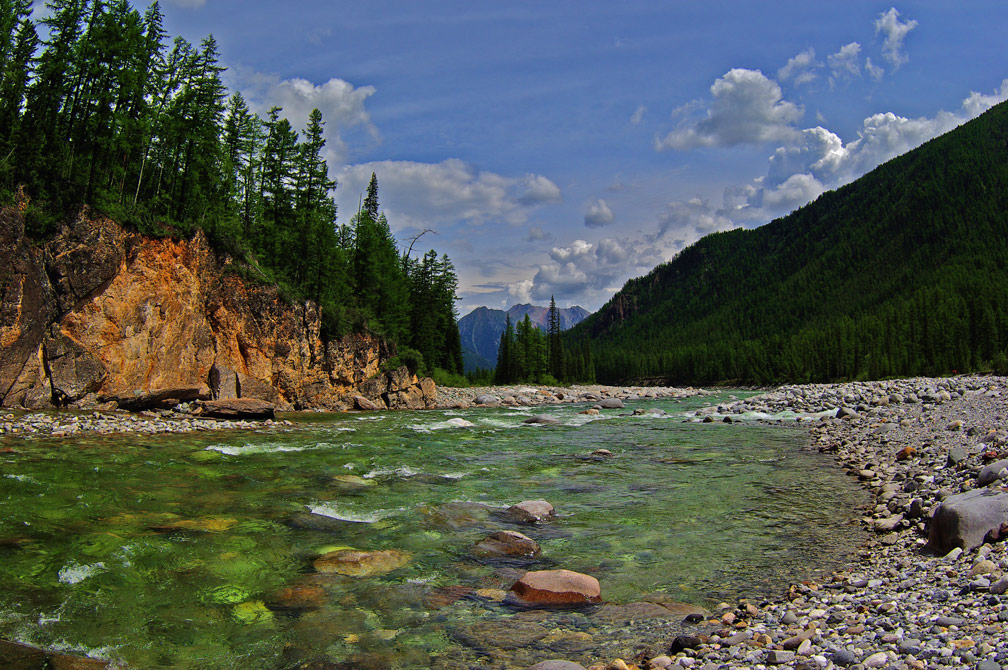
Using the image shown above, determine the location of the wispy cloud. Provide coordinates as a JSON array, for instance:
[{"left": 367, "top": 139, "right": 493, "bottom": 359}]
[
  {"left": 875, "top": 7, "right": 918, "bottom": 69},
  {"left": 778, "top": 48, "right": 820, "bottom": 86}
]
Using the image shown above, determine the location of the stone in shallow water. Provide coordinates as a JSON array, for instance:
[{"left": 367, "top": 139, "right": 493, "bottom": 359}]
[
  {"left": 313, "top": 549, "right": 411, "bottom": 577},
  {"left": 509, "top": 500, "right": 556, "bottom": 523},
  {"left": 524, "top": 414, "right": 560, "bottom": 425},
  {"left": 507, "top": 569, "right": 601, "bottom": 607},
  {"left": 526, "top": 662, "right": 587, "bottom": 670},
  {"left": 473, "top": 530, "right": 541, "bottom": 557}
]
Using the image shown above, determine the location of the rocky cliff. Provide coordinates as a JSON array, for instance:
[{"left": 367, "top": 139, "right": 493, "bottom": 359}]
[{"left": 0, "top": 206, "right": 435, "bottom": 411}]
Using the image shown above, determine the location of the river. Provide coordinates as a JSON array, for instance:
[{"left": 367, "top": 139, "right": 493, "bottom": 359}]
[{"left": 0, "top": 393, "right": 868, "bottom": 669}]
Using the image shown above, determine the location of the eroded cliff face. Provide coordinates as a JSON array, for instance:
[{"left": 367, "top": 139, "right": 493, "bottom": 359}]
[{"left": 0, "top": 207, "right": 435, "bottom": 411}]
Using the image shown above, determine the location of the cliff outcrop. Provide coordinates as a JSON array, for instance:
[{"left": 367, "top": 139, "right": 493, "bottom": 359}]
[{"left": 0, "top": 207, "right": 436, "bottom": 411}]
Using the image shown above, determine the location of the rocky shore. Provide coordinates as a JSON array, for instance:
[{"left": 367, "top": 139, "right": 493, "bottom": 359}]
[
  {"left": 435, "top": 383, "right": 710, "bottom": 409},
  {"left": 0, "top": 407, "right": 291, "bottom": 438},
  {"left": 550, "top": 375, "right": 1008, "bottom": 670}
]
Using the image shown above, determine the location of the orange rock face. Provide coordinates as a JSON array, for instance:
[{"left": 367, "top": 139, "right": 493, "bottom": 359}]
[
  {"left": 508, "top": 569, "right": 602, "bottom": 606},
  {"left": 0, "top": 208, "right": 436, "bottom": 411}
]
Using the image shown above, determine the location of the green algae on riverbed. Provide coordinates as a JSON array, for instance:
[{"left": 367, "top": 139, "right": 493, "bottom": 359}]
[{"left": 0, "top": 394, "right": 868, "bottom": 669}]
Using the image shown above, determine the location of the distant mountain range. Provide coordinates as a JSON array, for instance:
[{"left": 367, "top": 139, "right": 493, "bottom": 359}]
[
  {"left": 565, "top": 99, "right": 1008, "bottom": 384},
  {"left": 459, "top": 303, "right": 590, "bottom": 372}
]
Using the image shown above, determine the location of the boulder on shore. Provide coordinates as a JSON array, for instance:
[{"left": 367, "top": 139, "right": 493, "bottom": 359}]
[
  {"left": 197, "top": 397, "right": 275, "bottom": 420},
  {"left": 508, "top": 569, "right": 601, "bottom": 607},
  {"left": 927, "top": 489, "right": 1008, "bottom": 553},
  {"left": 977, "top": 458, "right": 1008, "bottom": 486},
  {"left": 508, "top": 500, "right": 556, "bottom": 523},
  {"left": 353, "top": 395, "right": 382, "bottom": 411}
]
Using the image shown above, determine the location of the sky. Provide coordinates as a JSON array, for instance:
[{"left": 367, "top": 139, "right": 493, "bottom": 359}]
[{"left": 139, "top": 1, "right": 1007, "bottom": 314}]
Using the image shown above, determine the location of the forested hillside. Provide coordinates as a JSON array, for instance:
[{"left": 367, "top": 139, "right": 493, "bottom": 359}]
[
  {"left": 0, "top": 0, "right": 461, "bottom": 377},
  {"left": 458, "top": 303, "right": 589, "bottom": 373},
  {"left": 565, "top": 100, "right": 1008, "bottom": 385}
]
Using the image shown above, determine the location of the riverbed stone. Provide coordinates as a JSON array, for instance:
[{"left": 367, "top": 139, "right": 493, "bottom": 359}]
[
  {"left": 598, "top": 398, "right": 625, "bottom": 409},
  {"left": 508, "top": 500, "right": 556, "bottom": 523},
  {"left": 507, "top": 569, "right": 601, "bottom": 607},
  {"left": 524, "top": 414, "right": 560, "bottom": 425},
  {"left": 474, "top": 530, "right": 541, "bottom": 557},
  {"left": 526, "top": 661, "right": 587, "bottom": 670},
  {"left": 313, "top": 549, "right": 411, "bottom": 577},
  {"left": 0, "top": 639, "right": 47, "bottom": 668}
]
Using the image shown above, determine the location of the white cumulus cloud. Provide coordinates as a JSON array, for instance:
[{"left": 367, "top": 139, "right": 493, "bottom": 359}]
[
  {"left": 656, "top": 69, "right": 803, "bottom": 150},
  {"left": 734, "top": 79, "right": 1008, "bottom": 220},
  {"left": 229, "top": 69, "right": 378, "bottom": 166},
  {"left": 529, "top": 237, "right": 663, "bottom": 306},
  {"left": 335, "top": 159, "right": 561, "bottom": 230}
]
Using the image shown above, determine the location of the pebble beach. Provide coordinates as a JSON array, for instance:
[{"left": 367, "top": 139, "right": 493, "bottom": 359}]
[{"left": 557, "top": 375, "right": 1008, "bottom": 670}]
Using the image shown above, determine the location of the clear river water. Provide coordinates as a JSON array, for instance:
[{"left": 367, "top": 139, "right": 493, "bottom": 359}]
[{"left": 0, "top": 393, "right": 868, "bottom": 669}]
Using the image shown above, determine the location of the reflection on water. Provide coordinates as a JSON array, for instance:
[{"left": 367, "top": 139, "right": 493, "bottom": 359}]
[{"left": 0, "top": 394, "right": 867, "bottom": 669}]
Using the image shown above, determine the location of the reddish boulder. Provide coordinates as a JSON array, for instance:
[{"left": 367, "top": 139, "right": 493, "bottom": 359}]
[{"left": 508, "top": 569, "right": 601, "bottom": 607}]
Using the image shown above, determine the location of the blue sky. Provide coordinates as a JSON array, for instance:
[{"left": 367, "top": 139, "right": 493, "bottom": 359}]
[{"left": 151, "top": 1, "right": 1006, "bottom": 314}]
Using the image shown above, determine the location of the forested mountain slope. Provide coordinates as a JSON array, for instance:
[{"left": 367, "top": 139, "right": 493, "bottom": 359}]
[
  {"left": 458, "top": 304, "right": 589, "bottom": 372},
  {"left": 566, "top": 100, "right": 1008, "bottom": 385}
]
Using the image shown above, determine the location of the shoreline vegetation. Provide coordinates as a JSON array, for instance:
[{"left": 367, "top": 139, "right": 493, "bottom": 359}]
[{"left": 3, "top": 374, "right": 1008, "bottom": 670}]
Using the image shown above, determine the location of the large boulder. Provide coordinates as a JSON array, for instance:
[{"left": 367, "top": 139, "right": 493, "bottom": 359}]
[
  {"left": 112, "top": 386, "right": 210, "bottom": 411},
  {"left": 387, "top": 365, "right": 417, "bottom": 392},
  {"left": 597, "top": 398, "right": 625, "bottom": 409},
  {"left": 353, "top": 394, "right": 382, "bottom": 411},
  {"left": 473, "top": 530, "right": 541, "bottom": 558},
  {"left": 197, "top": 397, "right": 275, "bottom": 420},
  {"left": 927, "top": 489, "right": 1008, "bottom": 553},
  {"left": 508, "top": 569, "right": 601, "bottom": 607},
  {"left": 977, "top": 459, "right": 1008, "bottom": 486},
  {"left": 208, "top": 362, "right": 238, "bottom": 400}
]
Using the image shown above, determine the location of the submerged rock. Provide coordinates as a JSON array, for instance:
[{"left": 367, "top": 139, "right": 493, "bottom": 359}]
[
  {"left": 507, "top": 569, "right": 601, "bottom": 607},
  {"left": 523, "top": 414, "right": 560, "bottom": 425},
  {"left": 474, "top": 530, "right": 541, "bottom": 558},
  {"left": 313, "top": 548, "right": 411, "bottom": 577},
  {"left": 284, "top": 512, "right": 367, "bottom": 533}
]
